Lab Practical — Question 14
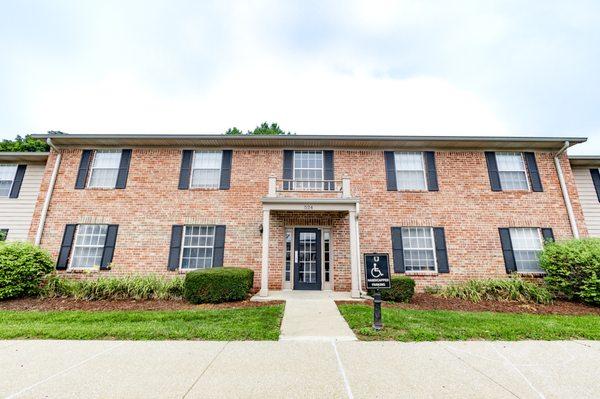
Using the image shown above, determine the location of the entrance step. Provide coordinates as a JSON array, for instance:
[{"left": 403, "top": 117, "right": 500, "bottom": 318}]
[{"left": 252, "top": 291, "right": 361, "bottom": 341}]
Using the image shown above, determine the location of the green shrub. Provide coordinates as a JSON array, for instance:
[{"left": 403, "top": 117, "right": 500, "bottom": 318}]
[
  {"left": 539, "top": 238, "right": 600, "bottom": 305},
  {"left": 183, "top": 267, "right": 254, "bottom": 304},
  {"left": 369, "top": 276, "right": 415, "bottom": 303},
  {"left": 0, "top": 242, "right": 54, "bottom": 300},
  {"left": 438, "top": 277, "right": 553, "bottom": 304},
  {"left": 40, "top": 275, "right": 184, "bottom": 300}
]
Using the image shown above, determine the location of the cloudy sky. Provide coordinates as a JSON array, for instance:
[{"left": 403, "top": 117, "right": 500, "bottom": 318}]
[{"left": 1, "top": 0, "right": 599, "bottom": 153}]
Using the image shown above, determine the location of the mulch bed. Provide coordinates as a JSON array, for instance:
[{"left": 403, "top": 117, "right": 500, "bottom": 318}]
[
  {"left": 0, "top": 298, "right": 284, "bottom": 311},
  {"left": 338, "top": 293, "right": 600, "bottom": 316}
]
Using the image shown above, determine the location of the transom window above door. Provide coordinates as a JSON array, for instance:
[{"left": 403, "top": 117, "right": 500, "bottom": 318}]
[
  {"left": 0, "top": 164, "right": 17, "bottom": 197},
  {"left": 293, "top": 150, "right": 324, "bottom": 190},
  {"left": 191, "top": 151, "right": 222, "bottom": 189},
  {"left": 394, "top": 152, "right": 427, "bottom": 190}
]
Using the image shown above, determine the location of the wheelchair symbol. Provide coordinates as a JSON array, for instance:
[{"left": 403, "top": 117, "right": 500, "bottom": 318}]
[{"left": 370, "top": 257, "right": 383, "bottom": 278}]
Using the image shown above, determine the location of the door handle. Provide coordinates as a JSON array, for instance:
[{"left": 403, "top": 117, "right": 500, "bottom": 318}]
[{"left": 294, "top": 251, "right": 298, "bottom": 263}]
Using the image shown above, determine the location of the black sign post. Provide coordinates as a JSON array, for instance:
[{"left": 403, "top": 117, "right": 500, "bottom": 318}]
[{"left": 364, "top": 253, "right": 391, "bottom": 331}]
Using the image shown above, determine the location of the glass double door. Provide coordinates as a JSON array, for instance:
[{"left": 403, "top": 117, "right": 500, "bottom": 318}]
[{"left": 294, "top": 228, "right": 322, "bottom": 290}]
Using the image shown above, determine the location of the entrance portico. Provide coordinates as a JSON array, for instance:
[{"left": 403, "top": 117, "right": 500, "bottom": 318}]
[{"left": 259, "top": 175, "right": 361, "bottom": 298}]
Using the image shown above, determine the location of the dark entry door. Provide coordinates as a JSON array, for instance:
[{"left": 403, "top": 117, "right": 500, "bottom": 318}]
[{"left": 294, "top": 228, "right": 321, "bottom": 290}]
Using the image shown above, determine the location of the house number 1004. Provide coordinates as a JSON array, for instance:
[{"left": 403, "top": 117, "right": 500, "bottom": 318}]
[{"left": 303, "top": 204, "right": 314, "bottom": 210}]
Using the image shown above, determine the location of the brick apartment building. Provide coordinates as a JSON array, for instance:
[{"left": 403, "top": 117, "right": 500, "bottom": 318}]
[{"left": 28, "top": 133, "right": 587, "bottom": 297}]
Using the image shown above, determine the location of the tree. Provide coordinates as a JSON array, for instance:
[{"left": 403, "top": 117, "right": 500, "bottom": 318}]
[
  {"left": 0, "top": 135, "right": 50, "bottom": 152},
  {"left": 224, "top": 122, "right": 292, "bottom": 135}
]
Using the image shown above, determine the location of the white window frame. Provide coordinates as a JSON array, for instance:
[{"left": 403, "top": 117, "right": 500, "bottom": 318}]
[
  {"left": 402, "top": 227, "right": 438, "bottom": 273},
  {"left": 87, "top": 150, "right": 122, "bottom": 189},
  {"left": 189, "top": 151, "right": 222, "bottom": 189},
  {"left": 509, "top": 227, "right": 544, "bottom": 274},
  {"left": 323, "top": 229, "right": 333, "bottom": 288},
  {"left": 68, "top": 224, "right": 108, "bottom": 270},
  {"left": 496, "top": 152, "right": 530, "bottom": 191},
  {"left": 293, "top": 150, "right": 324, "bottom": 191},
  {"left": 394, "top": 152, "right": 427, "bottom": 191},
  {"left": 179, "top": 225, "right": 216, "bottom": 271},
  {"left": 0, "top": 164, "right": 17, "bottom": 197}
]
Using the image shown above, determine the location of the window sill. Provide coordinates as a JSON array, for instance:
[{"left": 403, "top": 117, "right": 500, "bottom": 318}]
[
  {"left": 405, "top": 271, "right": 438, "bottom": 276},
  {"left": 188, "top": 187, "right": 221, "bottom": 191},
  {"left": 85, "top": 187, "right": 117, "bottom": 190},
  {"left": 395, "top": 190, "right": 429, "bottom": 193},
  {"left": 515, "top": 272, "right": 546, "bottom": 277},
  {"left": 66, "top": 268, "right": 102, "bottom": 274}
]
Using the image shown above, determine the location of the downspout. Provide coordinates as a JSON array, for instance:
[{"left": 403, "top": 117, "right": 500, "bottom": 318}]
[
  {"left": 554, "top": 141, "right": 579, "bottom": 238},
  {"left": 35, "top": 138, "right": 61, "bottom": 245}
]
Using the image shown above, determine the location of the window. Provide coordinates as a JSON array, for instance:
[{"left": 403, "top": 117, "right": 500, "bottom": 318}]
[
  {"left": 0, "top": 229, "right": 7, "bottom": 241},
  {"left": 191, "top": 151, "right": 222, "bottom": 189},
  {"left": 496, "top": 152, "right": 529, "bottom": 190},
  {"left": 293, "top": 150, "right": 323, "bottom": 190},
  {"left": 323, "top": 231, "right": 331, "bottom": 283},
  {"left": 70, "top": 225, "right": 108, "bottom": 269},
  {"left": 402, "top": 227, "right": 437, "bottom": 272},
  {"left": 510, "top": 228, "right": 543, "bottom": 273},
  {"left": 395, "top": 152, "right": 427, "bottom": 190},
  {"left": 88, "top": 150, "right": 122, "bottom": 188},
  {"left": 0, "top": 164, "right": 17, "bottom": 197},
  {"left": 181, "top": 225, "right": 215, "bottom": 270},
  {"left": 285, "top": 229, "right": 292, "bottom": 282}
]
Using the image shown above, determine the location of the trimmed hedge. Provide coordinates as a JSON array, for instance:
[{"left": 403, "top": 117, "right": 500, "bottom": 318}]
[
  {"left": 539, "top": 238, "right": 600, "bottom": 305},
  {"left": 369, "top": 276, "right": 415, "bottom": 303},
  {"left": 0, "top": 242, "right": 54, "bottom": 300},
  {"left": 184, "top": 267, "right": 254, "bottom": 304}
]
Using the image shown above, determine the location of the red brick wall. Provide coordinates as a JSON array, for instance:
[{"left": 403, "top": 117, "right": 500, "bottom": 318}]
[{"left": 29, "top": 148, "right": 586, "bottom": 291}]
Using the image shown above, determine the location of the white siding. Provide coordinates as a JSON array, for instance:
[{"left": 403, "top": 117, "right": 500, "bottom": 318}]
[
  {"left": 0, "top": 164, "right": 45, "bottom": 241},
  {"left": 573, "top": 166, "right": 600, "bottom": 237}
]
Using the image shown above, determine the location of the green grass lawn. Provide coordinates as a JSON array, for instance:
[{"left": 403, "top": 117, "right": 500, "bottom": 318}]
[
  {"left": 338, "top": 304, "right": 600, "bottom": 341},
  {"left": 0, "top": 305, "right": 284, "bottom": 340}
]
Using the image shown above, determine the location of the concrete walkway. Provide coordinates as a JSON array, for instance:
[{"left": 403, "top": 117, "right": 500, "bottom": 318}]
[
  {"left": 1, "top": 340, "right": 599, "bottom": 398},
  {"left": 252, "top": 290, "right": 359, "bottom": 341}
]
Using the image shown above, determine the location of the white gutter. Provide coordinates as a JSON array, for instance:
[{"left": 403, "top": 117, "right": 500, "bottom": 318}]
[
  {"left": 554, "top": 141, "right": 579, "bottom": 238},
  {"left": 34, "top": 138, "right": 61, "bottom": 245}
]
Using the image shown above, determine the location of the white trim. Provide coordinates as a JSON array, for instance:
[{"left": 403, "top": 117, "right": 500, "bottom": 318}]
[
  {"left": 401, "top": 226, "right": 438, "bottom": 273},
  {"left": 394, "top": 151, "right": 427, "bottom": 191},
  {"left": 179, "top": 225, "right": 216, "bottom": 271},
  {"left": 87, "top": 149, "right": 122, "bottom": 189},
  {"left": 189, "top": 150, "right": 222, "bottom": 189},
  {"left": 496, "top": 152, "right": 531, "bottom": 191},
  {"left": 68, "top": 224, "right": 108, "bottom": 270}
]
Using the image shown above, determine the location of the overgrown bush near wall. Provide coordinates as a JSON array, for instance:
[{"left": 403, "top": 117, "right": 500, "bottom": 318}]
[
  {"left": 184, "top": 268, "right": 254, "bottom": 304},
  {"left": 438, "top": 277, "right": 553, "bottom": 304},
  {"left": 540, "top": 239, "right": 600, "bottom": 306},
  {"left": 0, "top": 242, "right": 54, "bottom": 300}
]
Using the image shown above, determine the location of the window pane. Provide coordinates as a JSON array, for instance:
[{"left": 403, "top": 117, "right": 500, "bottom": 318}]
[
  {"left": 70, "top": 224, "right": 108, "bottom": 269},
  {"left": 496, "top": 153, "right": 528, "bottom": 190},
  {"left": 88, "top": 150, "right": 121, "bottom": 188},
  {"left": 92, "top": 150, "right": 122, "bottom": 168},
  {"left": 89, "top": 169, "right": 119, "bottom": 188},
  {"left": 293, "top": 151, "right": 324, "bottom": 190},
  {"left": 395, "top": 152, "right": 426, "bottom": 190},
  {"left": 510, "top": 228, "right": 544, "bottom": 273},
  {"left": 0, "top": 164, "right": 17, "bottom": 197},
  {"left": 181, "top": 225, "right": 216, "bottom": 270},
  {"left": 401, "top": 227, "right": 436, "bottom": 271},
  {"left": 190, "top": 151, "right": 222, "bottom": 188}
]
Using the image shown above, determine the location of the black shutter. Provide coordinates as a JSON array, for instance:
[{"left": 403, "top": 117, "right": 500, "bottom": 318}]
[
  {"left": 178, "top": 150, "right": 193, "bottom": 190},
  {"left": 9, "top": 164, "right": 26, "bottom": 198},
  {"left": 56, "top": 224, "right": 77, "bottom": 270},
  {"left": 499, "top": 228, "right": 517, "bottom": 273},
  {"left": 590, "top": 169, "right": 600, "bottom": 202},
  {"left": 424, "top": 151, "right": 439, "bottom": 191},
  {"left": 168, "top": 225, "right": 183, "bottom": 271},
  {"left": 541, "top": 228, "right": 555, "bottom": 243},
  {"left": 384, "top": 151, "right": 397, "bottom": 191},
  {"left": 219, "top": 150, "right": 232, "bottom": 190},
  {"left": 75, "top": 150, "right": 93, "bottom": 189},
  {"left": 391, "top": 227, "right": 405, "bottom": 273},
  {"left": 524, "top": 152, "right": 543, "bottom": 192},
  {"left": 213, "top": 225, "right": 226, "bottom": 267},
  {"left": 323, "top": 150, "right": 334, "bottom": 190},
  {"left": 115, "top": 150, "right": 132, "bottom": 189},
  {"left": 100, "top": 225, "right": 118, "bottom": 269},
  {"left": 433, "top": 228, "right": 449, "bottom": 273},
  {"left": 283, "top": 150, "right": 294, "bottom": 190},
  {"left": 485, "top": 152, "right": 502, "bottom": 191}
]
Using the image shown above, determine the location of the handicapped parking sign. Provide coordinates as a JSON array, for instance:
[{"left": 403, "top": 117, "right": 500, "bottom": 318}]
[{"left": 364, "top": 253, "right": 391, "bottom": 289}]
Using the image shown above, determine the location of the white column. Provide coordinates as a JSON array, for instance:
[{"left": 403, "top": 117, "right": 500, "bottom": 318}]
[
  {"left": 259, "top": 209, "right": 270, "bottom": 297},
  {"left": 349, "top": 209, "right": 360, "bottom": 298},
  {"left": 342, "top": 176, "right": 351, "bottom": 198},
  {"left": 268, "top": 174, "right": 277, "bottom": 198}
]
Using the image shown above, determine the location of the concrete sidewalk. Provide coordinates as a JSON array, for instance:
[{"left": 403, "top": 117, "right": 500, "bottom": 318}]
[{"left": 1, "top": 340, "right": 599, "bottom": 398}]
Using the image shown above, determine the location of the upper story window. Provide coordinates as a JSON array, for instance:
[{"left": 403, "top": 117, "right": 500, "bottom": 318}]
[
  {"left": 293, "top": 150, "right": 323, "bottom": 190},
  {"left": 88, "top": 150, "right": 122, "bottom": 188},
  {"left": 181, "top": 225, "right": 216, "bottom": 270},
  {"left": 496, "top": 152, "right": 529, "bottom": 190},
  {"left": 70, "top": 224, "right": 108, "bottom": 269},
  {"left": 191, "top": 151, "right": 222, "bottom": 189},
  {"left": 509, "top": 227, "right": 543, "bottom": 273},
  {"left": 395, "top": 152, "right": 427, "bottom": 190},
  {"left": 0, "top": 164, "right": 17, "bottom": 197}
]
